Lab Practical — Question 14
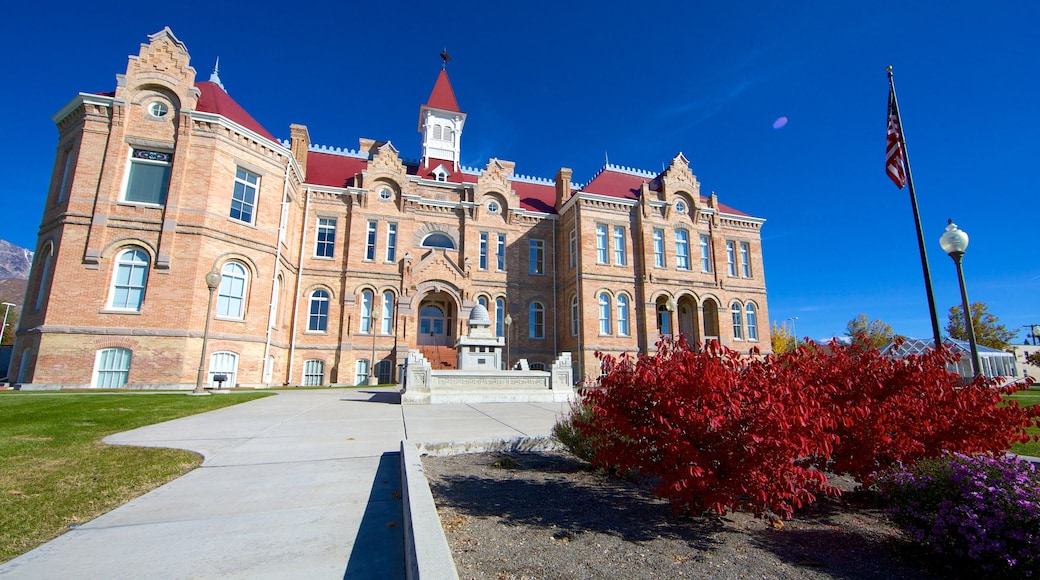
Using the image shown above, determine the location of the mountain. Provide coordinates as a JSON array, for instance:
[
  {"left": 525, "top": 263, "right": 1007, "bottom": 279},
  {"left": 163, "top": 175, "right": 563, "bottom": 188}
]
[{"left": 0, "top": 239, "right": 32, "bottom": 280}]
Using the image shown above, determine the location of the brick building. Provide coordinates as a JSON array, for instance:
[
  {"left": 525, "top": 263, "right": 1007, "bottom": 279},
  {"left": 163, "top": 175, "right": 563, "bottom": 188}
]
[{"left": 10, "top": 28, "right": 770, "bottom": 388}]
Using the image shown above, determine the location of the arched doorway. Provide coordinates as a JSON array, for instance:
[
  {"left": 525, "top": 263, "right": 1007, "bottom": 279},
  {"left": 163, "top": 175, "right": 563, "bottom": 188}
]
[
  {"left": 417, "top": 291, "right": 456, "bottom": 347},
  {"left": 676, "top": 295, "right": 701, "bottom": 344}
]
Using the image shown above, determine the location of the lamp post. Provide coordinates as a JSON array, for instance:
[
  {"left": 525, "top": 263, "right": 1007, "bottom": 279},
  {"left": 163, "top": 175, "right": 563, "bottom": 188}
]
[
  {"left": 665, "top": 297, "right": 676, "bottom": 337},
  {"left": 939, "top": 220, "right": 981, "bottom": 377},
  {"left": 193, "top": 268, "right": 223, "bottom": 394},
  {"left": 368, "top": 307, "right": 380, "bottom": 386},
  {"left": 786, "top": 316, "right": 798, "bottom": 347},
  {"left": 1, "top": 302, "right": 14, "bottom": 347},
  {"left": 504, "top": 314, "right": 512, "bottom": 370}
]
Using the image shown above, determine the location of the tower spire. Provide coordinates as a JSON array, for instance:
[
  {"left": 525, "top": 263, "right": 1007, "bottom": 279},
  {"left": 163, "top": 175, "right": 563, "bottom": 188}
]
[
  {"left": 440, "top": 48, "right": 451, "bottom": 69},
  {"left": 209, "top": 57, "right": 226, "bottom": 92}
]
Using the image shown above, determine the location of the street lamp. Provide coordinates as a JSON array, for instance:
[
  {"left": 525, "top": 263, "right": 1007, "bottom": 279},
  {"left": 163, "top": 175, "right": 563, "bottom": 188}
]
[
  {"left": 368, "top": 307, "right": 380, "bottom": 386},
  {"left": 664, "top": 297, "right": 676, "bottom": 337},
  {"left": 786, "top": 316, "right": 798, "bottom": 347},
  {"left": 503, "top": 314, "right": 512, "bottom": 370},
  {"left": 939, "top": 219, "right": 981, "bottom": 377},
  {"left": 1, "top": 302, "right": 14, "bottom": 347},
  {"left": 193, "top": 268, "right": 223, "bottom": 394}
]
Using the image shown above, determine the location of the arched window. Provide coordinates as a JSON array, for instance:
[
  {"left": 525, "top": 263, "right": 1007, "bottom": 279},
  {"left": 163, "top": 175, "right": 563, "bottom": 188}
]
[
  {"left": 381, "top": 291, "right": 394, "bottom": 334},
  {"left": 529, "top": 301, "right": 545, "bottom": 339},
  {"left": 571, "top": 295, "right": 579, "bottom": 336},
  {"left": 308, "top": 290, "right": 329, "bottom": 332},
  {"left": 376, "top": 359, "right": 393, "bottom": 384},
  {"left": 598, "top": 293, "right": 612, "bottom": 335},
  {"left": 478, "top": 296, "right": 488, "bottom": 310},
  {"left": 271, "top": 274, "right": 282, "bottom": 327},
  {"left": 529, "top": 362, "right": 547, "bottom": 371},
  {"left": 495, "top": 298, "right": 505, "bottom": 337},
  {"left": 731, "top": 302, "right": 744, "bottom": 340},
  {"left": 657, "top": 302, "right": 672, "bottom": 336},
  {"left": 421, "top": 233, "right": 456, "bottom": 249},
  {"left": 217, "top": 262, "right": 248, "bottom": 319},
  {"left": 746, "top": 303, "right": 759, "bottom": 341},
  {"left": 303, "top": 359, "right": 325, "bottom": 386},
  {"left": 617, "top": 294, "right": 630, "bottom": 336},
  {"left": 109, "top": 248, "right": 149, "bottom": 311},
  {"left": 92, "top": 347, "right": 131, "bottom": 388},
  {"left": 360, "top": 290, "right": 374, "bottom": 334},
  {"left": 208, "top": 351, "right": 238, "bottom": 387}
]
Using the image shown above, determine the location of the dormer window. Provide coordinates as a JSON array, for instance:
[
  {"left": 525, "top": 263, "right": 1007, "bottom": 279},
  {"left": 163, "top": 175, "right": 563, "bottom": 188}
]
[{"left": 432, "top": 165, "right": 450, "bottom": 182}]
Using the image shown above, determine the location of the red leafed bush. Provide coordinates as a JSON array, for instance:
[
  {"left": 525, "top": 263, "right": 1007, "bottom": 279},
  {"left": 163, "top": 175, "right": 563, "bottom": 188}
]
[
  {"left": 802, "top": 341, "right": 1039, "bottom": 484},
  {"left": 577, "top": 337, "right": 841, "bottom": 519},
  {"left": 575, "top": 337, "right": 1039, "bottom": 519}
]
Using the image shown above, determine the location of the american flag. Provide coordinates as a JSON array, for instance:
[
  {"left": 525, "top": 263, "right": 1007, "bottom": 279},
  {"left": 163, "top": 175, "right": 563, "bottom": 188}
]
[{"left": 886, "top": 89, "right": 907, "bottom": 188}]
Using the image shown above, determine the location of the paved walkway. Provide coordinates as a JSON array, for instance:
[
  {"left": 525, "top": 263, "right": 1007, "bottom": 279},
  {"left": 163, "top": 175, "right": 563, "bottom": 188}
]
[{"left": 0, "top": 388, "right": 568, "bottom": 579}]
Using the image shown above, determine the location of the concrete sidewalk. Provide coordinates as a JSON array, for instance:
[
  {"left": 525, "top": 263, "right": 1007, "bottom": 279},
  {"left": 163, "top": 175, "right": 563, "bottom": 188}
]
[{"left": 0, "top": 388, "right": 568, "bottom": 579}]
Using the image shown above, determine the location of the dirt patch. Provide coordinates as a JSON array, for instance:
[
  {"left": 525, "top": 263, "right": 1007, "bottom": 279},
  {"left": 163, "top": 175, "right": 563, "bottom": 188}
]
[{"left": 423, "top": 451, "right": 948, "bottom": 579}]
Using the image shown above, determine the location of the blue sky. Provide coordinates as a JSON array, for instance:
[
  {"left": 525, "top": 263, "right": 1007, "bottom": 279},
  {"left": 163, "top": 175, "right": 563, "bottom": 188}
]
[{"left": 2, "top": 1, "right": 1037, "bottom": 343}]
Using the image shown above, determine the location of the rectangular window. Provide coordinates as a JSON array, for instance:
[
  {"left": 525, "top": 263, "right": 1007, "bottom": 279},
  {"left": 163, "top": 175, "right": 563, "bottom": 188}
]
[
  {"left": 496, "top": 234, "right": 506, "bottom": 270},
  {"left": 675, "top": 230, "right": 690, "bottom": 270},
  {"left": 303, "top": 360, "right": 325, "bottom": 386},
  {"left": 569, "top": 228, "right": 577, "bottom": 269},
  {"left": 124, "top": 149, "right": 171, "bottom": 205},
  {"left": 479, "top": 232, "right": 488, "bottom": 270},
  {"left": 596, "top": 225, "right": 608, "bottom": 264},
  {"left": 529, "top": 239, "right": 544, "bottom": 275},
  {"left": 700, "top": 235, "right": 711, "bottom": 273},
  {"left": 613, "top": 226, "right": 626, "bottom": 266},
  {"left": 740, "top": 242, "right": 752, "bottom": 277},
  {"left": 365, "top": 221, "right": 377, "bottom": 261},
  {"left": 386, "top": 223, "right": 397, "bottom": 262},
  {"left": 652, "top": 229, "right": 665, "bottom": 268},
  {"left": 315, "top": 218, "right": 336, "bottom": 257},
  {"left": 726, "top": 241, "right": 737, "bottom": 276},
  {"left": 230, "top": 168, "right": 259, "bottom": 224}
]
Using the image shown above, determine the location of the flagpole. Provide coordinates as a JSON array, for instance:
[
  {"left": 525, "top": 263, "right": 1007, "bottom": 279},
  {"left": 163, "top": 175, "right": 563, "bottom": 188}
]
[{"left": 887, "top": 66, "right": 942, "bottom": 348}]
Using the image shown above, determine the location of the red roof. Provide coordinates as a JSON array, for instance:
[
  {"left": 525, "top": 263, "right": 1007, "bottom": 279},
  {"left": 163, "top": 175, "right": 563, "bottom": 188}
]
[
  {"left": 195, "top": 81, "right": 277, "bottom": 142},
  {"left": 582, "top": 167, "right": 749, "bottom": 216},
  {"left": 425, "top": 70, "right": 460, "bottom": 112},
  {"left": 305, "top": 151, "right": 368, "bottom": 188},
  {"left": 511, "top": 180, "right": 556, "bottom": 213}
]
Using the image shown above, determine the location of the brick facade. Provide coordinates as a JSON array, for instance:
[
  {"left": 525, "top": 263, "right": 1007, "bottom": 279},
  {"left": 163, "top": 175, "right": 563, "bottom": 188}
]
[{"left": 10, "top": 28, "right": 770, "bottom": 388}]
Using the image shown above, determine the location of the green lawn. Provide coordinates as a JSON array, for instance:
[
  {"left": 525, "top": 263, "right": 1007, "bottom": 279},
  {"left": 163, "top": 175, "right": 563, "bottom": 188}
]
[
  {"left": 1009, "top": 388, "right": 1040, "bottom": 458},
  {"left": 0, "top": 392, "right": 271, "bottom": 563}
]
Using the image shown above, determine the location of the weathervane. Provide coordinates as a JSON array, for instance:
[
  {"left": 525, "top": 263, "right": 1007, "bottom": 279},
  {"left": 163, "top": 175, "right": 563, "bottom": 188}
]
[{"left": 440, "top": 48, "right": 451, "bottom": 69}]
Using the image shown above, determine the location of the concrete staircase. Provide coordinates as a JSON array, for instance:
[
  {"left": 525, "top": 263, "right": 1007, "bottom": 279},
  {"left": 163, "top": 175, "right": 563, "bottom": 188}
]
[{"left": 419, "top": 345, "right": 457, "bottom": 370}]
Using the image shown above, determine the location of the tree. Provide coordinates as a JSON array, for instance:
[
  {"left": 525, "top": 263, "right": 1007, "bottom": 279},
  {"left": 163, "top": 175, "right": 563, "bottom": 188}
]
[
  {"left": 946, "top": 302, "right": 1017, "bottom": 351},
  {"left": 845, "top": 314, "right": 895, "bottom": 350},
  {"left": 770, "top": 321, "right": 795, "bottom": 354},
  {"left": 1024, "top": 351, "right": 1040, "bottom": 367},
  {"left": 0, "top": 300, "right": 18, "bottom": 348}
]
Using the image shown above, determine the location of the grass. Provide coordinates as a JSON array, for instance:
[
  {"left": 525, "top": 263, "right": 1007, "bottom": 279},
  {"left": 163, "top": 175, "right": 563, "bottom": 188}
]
[
  {"left": 1009, "top": 387, "right": 1040, "bottom": 458},
  {"left": 0, "top": 391, "right": 271, "bottom": 563}
]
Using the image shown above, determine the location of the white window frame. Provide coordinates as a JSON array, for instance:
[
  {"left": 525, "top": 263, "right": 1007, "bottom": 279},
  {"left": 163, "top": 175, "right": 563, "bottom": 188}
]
[
  {"left": 740, "top": 242, "right": 752, "bottom": 277},
  {"left": 108, "top": 248, "right": 149, "bottom": 311},
  {"left": 479, "top": 232, "right": 488, "bottom": 270},
  {"left": 617, "top": 294, "right": 630, "bottom": 336},
  {"left": 726, "top": 241, "right": 737, "bottom": 276},
  {"left": 381, "top": 291, "right": 393, "bottom": 334},
  {"left": 569, "top": 228, "right": 577, "bottom": 268},
  {"left": 613, "top": 226, "right": 626, "bottom": 266},
  {"left": 595, "top": 225, "right": 608, "bottom": 264},
  {"left": 495, "top": 297, "right": 505, "bottom": 337},
  {"left": 122, "top": 148, "right": 172, "bottom": 205},
  {"left": 365, "top": 221, "right": 377, "bottom": 260},
  {"left": 308, "top": 290, "right": 330, "bottom": 332},
  {"left": 230, "top": 168, "right": 259, "bottom": 225},
  {"left": 700, "top": 235, "right": 712, "bottom": 273},
  {"left": 355, "top": 359, "right": 370, "bottom": 385},
  {"left": 216, "top": 262, "right": 248, "bottom": 319},
  {"left": 652, "top": 229, "right": 665, "bottom": 268},
  {"left": 360, "top": 290, "right": 374, "bottom": 334},
  {"left": 496, "top": 234, "right": 506, "bottom": 270},
  {"left": 731, "top": 302, "right": 744, "bottom": 340},
  {"left": 315, "top": 217, "right": 336, "bottom": 258},
  {"left": 208, "top": 351, "right": 239, "bottom": 387},
  {"left": 529, "top": 301, "right": 545, "bottom": 339},
  {"left": 598, "top": 292, "right": 612, "bottom": 335},
  {"left": 529, "top": 239, "right": 544, "bottom": 275},
  {"left": 92, "top": 347, "right": 132, "bottom": 388},
  {"left": 746, "top": 303, "right": 759, "bottom": 341},
  {"left": 56, "top": 146, "right": 75, "bottom": 204},
  {"left": 303, "top": 359, "right": 325, "bottom": 386},
  {"left": 675, "top": 230, "right": 690, "bottom": 270},
  {"left": 571, "top": 295, "right": 579, "bottom": 336},
  {"left": 386, "top": 223, "right": 398, "bottom": 262}
]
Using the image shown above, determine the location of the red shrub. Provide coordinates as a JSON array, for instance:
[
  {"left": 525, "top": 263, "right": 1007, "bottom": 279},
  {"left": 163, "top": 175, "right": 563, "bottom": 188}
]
[{"left": 576, "top": 337, "right": 1039, "bottom": 519}]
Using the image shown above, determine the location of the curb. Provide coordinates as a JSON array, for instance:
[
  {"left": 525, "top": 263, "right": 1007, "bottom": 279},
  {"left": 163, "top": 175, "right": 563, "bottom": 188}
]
[
  {"left": 400, "top": 441, "right": 459, "bottom": 580},
  {"left": 399, "top": 436, "right": 563, "bottom": 579}
]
